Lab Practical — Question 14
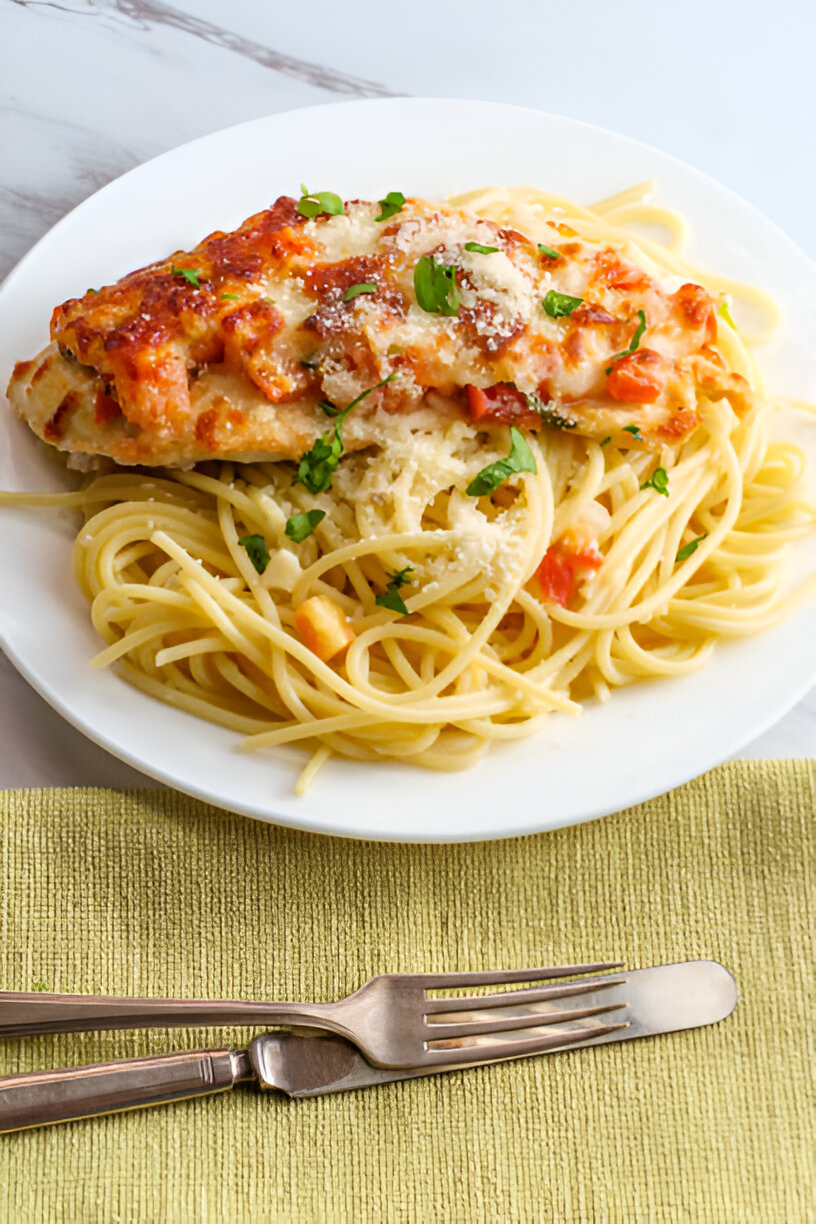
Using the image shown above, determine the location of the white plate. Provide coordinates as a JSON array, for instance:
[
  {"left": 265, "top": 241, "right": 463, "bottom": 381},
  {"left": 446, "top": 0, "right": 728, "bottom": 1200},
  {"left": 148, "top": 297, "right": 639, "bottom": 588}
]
[{"left": 1, "top": 98, "right": 815, "bottom": 842}]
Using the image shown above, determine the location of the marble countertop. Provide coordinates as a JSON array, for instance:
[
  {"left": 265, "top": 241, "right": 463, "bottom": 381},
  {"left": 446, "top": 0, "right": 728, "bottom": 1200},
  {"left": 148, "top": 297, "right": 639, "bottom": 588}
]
[{"left": 2, "top": 0, "right": 814, "bottom": 788}]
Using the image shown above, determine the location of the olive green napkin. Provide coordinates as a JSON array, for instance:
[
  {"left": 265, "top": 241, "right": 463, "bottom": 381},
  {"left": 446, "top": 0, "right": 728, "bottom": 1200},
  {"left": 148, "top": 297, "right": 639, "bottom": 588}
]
[{"left": 0, "top": 761, "right": 814, "bottom": 1223}]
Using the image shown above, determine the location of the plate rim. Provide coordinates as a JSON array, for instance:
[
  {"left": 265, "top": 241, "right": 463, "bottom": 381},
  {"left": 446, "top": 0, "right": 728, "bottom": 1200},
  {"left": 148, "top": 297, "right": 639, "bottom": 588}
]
[{"left": 1, "top": 96, "right": 815, "bottom": 842}]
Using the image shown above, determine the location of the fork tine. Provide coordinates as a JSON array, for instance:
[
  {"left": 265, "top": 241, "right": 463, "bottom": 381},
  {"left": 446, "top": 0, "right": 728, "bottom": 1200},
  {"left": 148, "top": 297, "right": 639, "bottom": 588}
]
[
  {"left": 418, "top": 962, "right": 622, "bottom": 990},
  {"left": 424, "top": 976, "right": 626, "bottom": 1015},
  {"left": 426, "top": 1002, "right": 626, "bottom": 1042},
  {"left": 422, "top": 1020, "right": 630, "bottom": 1065}
]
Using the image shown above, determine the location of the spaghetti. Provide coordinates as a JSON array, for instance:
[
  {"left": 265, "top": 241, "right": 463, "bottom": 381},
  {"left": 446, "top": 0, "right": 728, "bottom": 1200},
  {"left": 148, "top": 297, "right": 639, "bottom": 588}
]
[{"left": 3, "top": 184, "right": 814, "bottom": 792}]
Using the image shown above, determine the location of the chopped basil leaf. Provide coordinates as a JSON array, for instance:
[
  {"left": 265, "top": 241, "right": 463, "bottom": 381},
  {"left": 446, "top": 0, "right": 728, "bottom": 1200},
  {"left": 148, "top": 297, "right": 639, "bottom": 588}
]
[
  {"left": 237, "top": 534, "right": 271, "bottom": 574},
  {"left": 718, "top": 299, "right": 738, "bottom": 331},
  {"left": 85, "top": 287, "right": 98, "bottom": 295},
  {"left": 600, "top": 436, "right": 611, "bottom": 447},
  {"left": 676, "top": 533, "right": 708, "bottom": 563},
  {"left": 605, "top": 309, "right": 647, "bottom": 373},
  {"left": 297, "top": 186, "right": 344, "bottom": 219},
  {"left": 537, "top": 243, "right": 561, "bottom": 259},
  {"left": 413, "top": 255, "right": 460, "bottom": 316},
  {"left": 464, "top": 241, "right": 499, "bottom": 254},
  {"left": 285, "top": 509, "right": 326, "bottom": 543},
  {"left": 641, "top": 467, "right": 669, "bottom": 496},
  {"left": 387, "top": 565, "right": 413, "bottom": 589},
  {"left": 375, "top": 191, "right": 405, "bottom": 222},
  {"left": 171, "top": 266, "right": 202, "bottom": 288},
  {"left": 295, "top": 374, "right": 396, "bottom": 494},
  {"left": 375, "top": 587, "right": 409, "bottom": 615},
  {"left": 342, "top": 282, "right": 378, "bottom": 301},
  {"left": 524, "top": 392, "right": 577, "bottom": 430},
  {"left": 622, "top": 424, "right": 642, "bottom": 439},
  {"left": 294, "top": 430, "right": 344, "bottom": 495},
  {"left": 466, "top": 426, "right": 537, "bottom": 497},
  {"left": 543, "top": 290, "right": 583, "bottom": 318},
  {"left": 221, "top": 292, "right": 239, "bottom": 301},
  {"left": 375, "top": 566, "right": 414, "bottom": 616}
]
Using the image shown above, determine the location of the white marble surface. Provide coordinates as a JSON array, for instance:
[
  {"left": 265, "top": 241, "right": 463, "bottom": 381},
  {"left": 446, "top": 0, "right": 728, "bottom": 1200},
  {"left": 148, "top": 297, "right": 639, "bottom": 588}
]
[{"left": 1, "top": 0, "right": 815, "bottom": 788}]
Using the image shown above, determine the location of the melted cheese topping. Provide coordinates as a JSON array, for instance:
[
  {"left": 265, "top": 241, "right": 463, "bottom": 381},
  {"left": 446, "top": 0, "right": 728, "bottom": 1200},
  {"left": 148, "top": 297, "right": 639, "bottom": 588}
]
[{"left": 6, "top": 194, "right": 754, "bottom": 467}]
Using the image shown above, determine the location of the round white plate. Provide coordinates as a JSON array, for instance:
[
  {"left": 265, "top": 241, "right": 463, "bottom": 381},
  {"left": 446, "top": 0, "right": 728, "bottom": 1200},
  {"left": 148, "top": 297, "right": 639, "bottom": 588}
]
[{"left": 1, "top": 98, "right": 815, "bottom": 842}]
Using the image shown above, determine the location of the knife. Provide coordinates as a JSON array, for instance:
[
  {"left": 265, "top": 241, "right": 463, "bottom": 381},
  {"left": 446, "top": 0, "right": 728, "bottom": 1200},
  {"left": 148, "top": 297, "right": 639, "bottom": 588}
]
[{"left": 0, "top": 960, "right": 737, "bottom": 1132}]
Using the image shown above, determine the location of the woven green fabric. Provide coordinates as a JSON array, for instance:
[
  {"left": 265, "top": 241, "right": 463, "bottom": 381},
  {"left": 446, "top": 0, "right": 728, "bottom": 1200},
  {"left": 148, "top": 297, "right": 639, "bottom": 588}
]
[{"left": 0, "top": 762, "right": 814, "bottom": 1223}]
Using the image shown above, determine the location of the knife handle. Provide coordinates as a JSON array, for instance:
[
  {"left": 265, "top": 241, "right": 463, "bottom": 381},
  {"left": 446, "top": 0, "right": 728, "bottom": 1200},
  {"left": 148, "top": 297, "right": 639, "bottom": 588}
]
[{"left": 0, "top": 1048, "right": 252, "bottom": 1133}]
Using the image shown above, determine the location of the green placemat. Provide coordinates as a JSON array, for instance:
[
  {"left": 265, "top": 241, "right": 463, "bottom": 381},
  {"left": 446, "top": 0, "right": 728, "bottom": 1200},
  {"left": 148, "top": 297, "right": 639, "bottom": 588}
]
[{"left": 0, "top": 761, "right": 814, "bottom": 1223}]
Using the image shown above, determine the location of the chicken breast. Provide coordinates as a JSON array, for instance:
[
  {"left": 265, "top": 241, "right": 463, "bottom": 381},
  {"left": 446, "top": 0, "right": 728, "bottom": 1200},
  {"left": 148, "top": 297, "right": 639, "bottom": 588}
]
[{"left": 5, "top": 193, "right": 752, "bottom": 467}]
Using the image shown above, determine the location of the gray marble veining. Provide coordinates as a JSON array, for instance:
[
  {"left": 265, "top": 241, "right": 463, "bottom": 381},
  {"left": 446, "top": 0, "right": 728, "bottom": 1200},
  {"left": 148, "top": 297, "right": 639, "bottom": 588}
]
[{"left": 12, "top": 0, "right": 397, "bottom": 97}]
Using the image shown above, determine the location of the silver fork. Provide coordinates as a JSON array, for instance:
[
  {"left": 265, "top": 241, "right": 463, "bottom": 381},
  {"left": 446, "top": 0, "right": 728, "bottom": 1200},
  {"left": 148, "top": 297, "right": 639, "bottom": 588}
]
[{"left": 0, "top": 962, "right": 628, "bottom": 1069}]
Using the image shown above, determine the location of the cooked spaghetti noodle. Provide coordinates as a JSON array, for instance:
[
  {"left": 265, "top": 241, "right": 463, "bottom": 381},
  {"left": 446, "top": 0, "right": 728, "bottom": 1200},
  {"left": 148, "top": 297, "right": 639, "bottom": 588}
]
[{"left": 3, "top": 184, "right": 814, "bottom": 791}]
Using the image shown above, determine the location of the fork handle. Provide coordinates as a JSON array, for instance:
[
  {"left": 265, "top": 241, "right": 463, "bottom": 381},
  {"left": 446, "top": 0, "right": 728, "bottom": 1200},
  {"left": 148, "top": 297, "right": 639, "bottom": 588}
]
[
  {"left": 0, "top": 991, "right": 339, "bottom": 1037},
  {"left": 0, "top": 1048, "right": 253, "bottom": 1133}
]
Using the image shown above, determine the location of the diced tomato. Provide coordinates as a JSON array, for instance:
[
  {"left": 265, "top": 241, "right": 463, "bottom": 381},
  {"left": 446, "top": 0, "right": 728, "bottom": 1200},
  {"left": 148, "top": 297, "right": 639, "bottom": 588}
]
[
  {"left": 593, "top": 248, "right": 649, "bottom": 292},
  {"left": 94, "top": 386, "right": 122, "bottom": 425},
  {"left": 606, "top": 349, "right": 664, "bottom": 404},
  {"left": 465, "top": 383, "right": 540, "bottom": 428},
  {"left": 537, "top": 544, "right": 603, "bottom": 607},
  {"left": 671, "top": 283, "right": 717, "bottom": 345}
]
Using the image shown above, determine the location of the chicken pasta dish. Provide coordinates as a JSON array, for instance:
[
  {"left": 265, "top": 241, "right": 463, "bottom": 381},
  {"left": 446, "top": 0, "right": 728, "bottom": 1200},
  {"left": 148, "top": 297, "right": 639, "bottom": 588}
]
[{"left": 3, "top": 182, "right": 813, "bottom": 791}]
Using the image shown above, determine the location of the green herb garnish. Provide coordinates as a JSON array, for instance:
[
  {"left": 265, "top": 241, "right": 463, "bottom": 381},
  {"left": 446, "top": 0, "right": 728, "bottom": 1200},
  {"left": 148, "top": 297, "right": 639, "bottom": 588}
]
[
  {"left": 297, "top": 185, "right": 344, "bottom": 219},
  {"left": 600, "top": 436, "right": 611, "bottom": 447},
  {"left": 718, "top": 299, "right": 737, "bottom": 331},
  {"left": 537, "top": 243, "right": 561, "bottom": 259},
  {"left": 221, "top": 292, "right": 239, "bottom": 301},
  {"left": 237, "top": 534, "right": 271, "bottom": 575},
  {"left": 375, "top": 566, "right": 414, "bottom": 616},
  {"left": 676, "top": 534, "right": 708, "bottom": 563},
  {"left": 171, "top": 266, "right": 202, "bottom": 288},
  {"left": 464, "top": 241, "right": 499, "bottom": 254},
  {"left": 293, "top": 432, "right": 344, "bottom": 496},
  {"left": 524, "top": 392, "right": 577, "bottom": 430},
  {"left": 622, "top": 424, "right": 642, "bottom": 440},
  {"left": 413, "top": 255, "right": 460, "bottom": 317},
  {"left": 342, "top": 282, "right": 378, "bottom": 301},
  {"left": 285, "top": 509, "right": 326, "bottom": 543},
  {"left": 543, "top": 290, "right": 583, "bottom": 318},
  {"left": 85, "top": 288, "right": 98, "bottom": 295},
  {"left": 606, "top": 309, "right": 647, "bottom": 373},
  {"left": 641, "top": 467, "right": 669, "bottom": 497},
  {"left": 374, "top": 191, "right": 405, "bottom": 222},
  {"left": 295, "top": 374, "right": 396, "bottom": 494},
  {"left": 466, "top": 426, "right": 537, "bottom": 497}
]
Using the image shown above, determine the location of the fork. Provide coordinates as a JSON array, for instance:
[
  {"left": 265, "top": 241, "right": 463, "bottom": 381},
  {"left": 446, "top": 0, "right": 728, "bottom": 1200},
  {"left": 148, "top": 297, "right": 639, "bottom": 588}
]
[{"left": 0, "top": 962, "right": 628, "bottom": 1069}]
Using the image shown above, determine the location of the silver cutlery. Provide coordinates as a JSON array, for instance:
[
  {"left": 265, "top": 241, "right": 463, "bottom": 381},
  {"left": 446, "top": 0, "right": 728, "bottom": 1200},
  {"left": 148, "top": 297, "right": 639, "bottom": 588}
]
[
  {"left": 0, "top": 960, "right": 737, "bottom": 1133},
  {"left": 0, "top": 960, "right": 629, "bottom": 1069}
]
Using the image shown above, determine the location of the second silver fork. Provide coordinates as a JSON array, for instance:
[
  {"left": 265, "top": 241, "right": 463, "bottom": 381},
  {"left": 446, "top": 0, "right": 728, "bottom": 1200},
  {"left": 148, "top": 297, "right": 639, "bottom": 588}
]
[{"left": 0, "top": 962, "right": 628, "bottom": 1069}]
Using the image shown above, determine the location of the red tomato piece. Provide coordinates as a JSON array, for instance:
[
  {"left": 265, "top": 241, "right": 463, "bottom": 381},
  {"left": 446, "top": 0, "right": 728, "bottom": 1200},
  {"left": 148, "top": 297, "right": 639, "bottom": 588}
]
[
  {"left": 606, "top": 349, "right": 664, "bottom": 404},
  {"left": 465, "top": 383, "right": 540, "bottom": 428},
  {"left": 672, "top": 282, "right": 717, "bottom": 346},
  {"left": 537, "top": 544, "right": 603, "bottom": 607},
  {"left": 94, "top": 386, "right": 122, "bottom": 425}
]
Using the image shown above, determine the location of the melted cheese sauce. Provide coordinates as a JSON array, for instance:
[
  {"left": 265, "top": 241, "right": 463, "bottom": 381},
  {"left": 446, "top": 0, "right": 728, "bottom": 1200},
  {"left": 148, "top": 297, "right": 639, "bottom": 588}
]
[{"left": 8, "top": 194, "right": 754, "bottom": 467}]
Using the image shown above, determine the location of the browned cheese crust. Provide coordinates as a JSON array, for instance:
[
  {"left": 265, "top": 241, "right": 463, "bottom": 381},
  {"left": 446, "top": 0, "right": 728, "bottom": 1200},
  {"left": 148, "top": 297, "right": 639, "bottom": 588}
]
[{"left": 6, "top": 195, "right": 753, "bottom": 467}]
